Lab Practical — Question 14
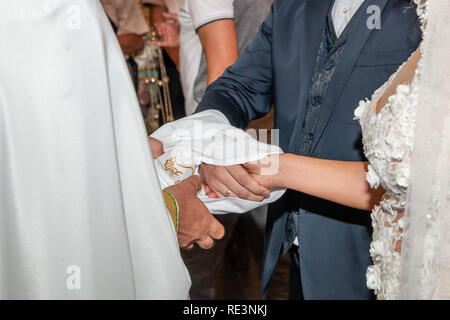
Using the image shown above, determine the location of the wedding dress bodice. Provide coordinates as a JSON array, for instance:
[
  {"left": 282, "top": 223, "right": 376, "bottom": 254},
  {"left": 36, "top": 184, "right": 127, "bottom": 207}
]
[{"left": 354, "top": 57, "right": 420, "bottom": 299}]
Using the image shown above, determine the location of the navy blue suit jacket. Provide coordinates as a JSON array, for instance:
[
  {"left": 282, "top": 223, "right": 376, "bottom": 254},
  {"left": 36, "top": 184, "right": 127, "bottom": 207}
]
[{"left": 196, "top": 0, "right": 421, "bottom": 299}]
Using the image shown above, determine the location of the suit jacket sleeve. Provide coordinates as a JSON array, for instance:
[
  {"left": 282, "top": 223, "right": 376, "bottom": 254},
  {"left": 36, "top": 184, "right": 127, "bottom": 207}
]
[{"left": 194, "top": 4, "right": 275, "bottom": 129}]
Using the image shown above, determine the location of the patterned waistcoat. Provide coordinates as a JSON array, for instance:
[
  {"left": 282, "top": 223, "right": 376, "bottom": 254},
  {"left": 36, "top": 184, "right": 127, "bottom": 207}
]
[{"left": 282, "top": 2, "right": 365, "bottom": 254}]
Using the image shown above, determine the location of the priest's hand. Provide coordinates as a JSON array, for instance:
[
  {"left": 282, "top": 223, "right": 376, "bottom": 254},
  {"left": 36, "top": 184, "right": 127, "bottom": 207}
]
[
  {"left": 199, "top": 163, "right": 270, "bottom": 202},
  {"left": 164, "top": 175, "right": 225, "bottom": 250}
]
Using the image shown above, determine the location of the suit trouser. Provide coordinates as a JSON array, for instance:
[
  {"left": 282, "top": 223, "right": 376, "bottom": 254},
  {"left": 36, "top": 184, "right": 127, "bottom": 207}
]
[
  {"left": 181, "top": 214, "right": 239, "bottom": 300},
  {"left": 289, "top": 250, "right": 304, "bottom": 300}
]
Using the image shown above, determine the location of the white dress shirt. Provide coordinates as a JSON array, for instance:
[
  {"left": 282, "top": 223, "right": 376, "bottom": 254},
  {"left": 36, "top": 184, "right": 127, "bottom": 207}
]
[
  {"left": 142, "top": 0, "right": 184, "bottom": 14},
  {"left": 332, "top": 0, "right": 366, "bottom": 37}
]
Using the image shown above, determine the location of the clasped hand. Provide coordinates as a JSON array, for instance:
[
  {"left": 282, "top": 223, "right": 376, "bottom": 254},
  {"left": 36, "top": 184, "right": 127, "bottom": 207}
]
[
  {"left": 199, "top": 162, "right": 274, "bottom": 201},
  {"left": 149, "top": 137, "right": 224, "bottom": 250},
  {"left": 149, "top": 137, "right": 278, "bottom": 250}
]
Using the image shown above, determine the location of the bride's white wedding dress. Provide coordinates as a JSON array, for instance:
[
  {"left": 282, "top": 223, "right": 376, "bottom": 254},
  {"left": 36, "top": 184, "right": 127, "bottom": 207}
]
[
  {"left": 354, "top": 54, "right": 419, "bottom": 299},
  {"left": 0, "top": 0, "right": 190, "bottom": 299},
  {"left": 355, "top": 0, "right": 450, "bottom": 299}
]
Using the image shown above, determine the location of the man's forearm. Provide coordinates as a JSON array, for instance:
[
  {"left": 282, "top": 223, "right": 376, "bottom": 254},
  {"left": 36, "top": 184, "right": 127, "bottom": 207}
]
[
  {"left": 195, "top": 5, "right": 276, "bottom": 128},
  {"left": 197, "top": 19, "right": 239, "bottom": 86},
  {"left": 117, "top": 33, "right": 145, "bottom": 55}
]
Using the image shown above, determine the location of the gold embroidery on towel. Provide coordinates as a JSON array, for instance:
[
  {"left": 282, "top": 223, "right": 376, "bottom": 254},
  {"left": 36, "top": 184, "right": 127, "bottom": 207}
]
[{"left": 164, "top": 157, "right": 195, "bottom": 179}]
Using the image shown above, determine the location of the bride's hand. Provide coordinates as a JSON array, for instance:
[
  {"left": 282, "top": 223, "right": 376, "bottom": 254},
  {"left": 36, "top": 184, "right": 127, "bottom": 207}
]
[{"left": 243, "top": 154, "right": 285, "bottom": 189}]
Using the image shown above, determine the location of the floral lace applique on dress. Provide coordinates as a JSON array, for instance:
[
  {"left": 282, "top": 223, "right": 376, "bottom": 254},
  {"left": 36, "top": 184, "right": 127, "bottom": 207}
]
[
  {"left": 353, "top": 0, "right": 426, "bottom": 300},
  {"left": 354, "top": 58, "right": 420, "bottom": 300}
]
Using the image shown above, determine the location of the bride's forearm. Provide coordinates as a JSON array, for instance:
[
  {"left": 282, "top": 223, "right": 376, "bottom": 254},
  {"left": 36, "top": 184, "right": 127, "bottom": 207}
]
[{"left": 273, "top": 154, "right": 384, "bottom": 211}]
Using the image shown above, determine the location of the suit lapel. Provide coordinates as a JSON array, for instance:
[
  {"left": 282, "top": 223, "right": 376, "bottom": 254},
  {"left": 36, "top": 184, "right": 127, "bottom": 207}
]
[
  {"left": 288, "top": 0, "right": 332, "bottom": 153},
  {"left": 310, "top": 0, "right": 389, "bottom": 152}
]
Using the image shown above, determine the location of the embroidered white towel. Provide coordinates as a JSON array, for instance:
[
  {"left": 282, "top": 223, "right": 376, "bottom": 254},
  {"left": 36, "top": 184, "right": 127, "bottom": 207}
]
[{"left": 151, "top": 110, "right": 286, "bottom": 214}]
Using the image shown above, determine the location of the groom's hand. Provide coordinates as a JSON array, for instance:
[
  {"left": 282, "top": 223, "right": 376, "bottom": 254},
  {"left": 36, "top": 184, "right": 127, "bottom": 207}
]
[
  {"left": 164, "top": 175, "right": 225, "bottom": 250},
  {"left": 199, "top": 163, "right": 270, "bottom": 202}
]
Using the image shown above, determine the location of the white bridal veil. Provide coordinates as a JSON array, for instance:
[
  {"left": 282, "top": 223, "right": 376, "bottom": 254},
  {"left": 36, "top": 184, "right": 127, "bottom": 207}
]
[
  {"left": 399, "top": 0, "right": 450, "bottom": 299},
  {"left": 0, "top": 0, "right": 190, "bottom": 299}
]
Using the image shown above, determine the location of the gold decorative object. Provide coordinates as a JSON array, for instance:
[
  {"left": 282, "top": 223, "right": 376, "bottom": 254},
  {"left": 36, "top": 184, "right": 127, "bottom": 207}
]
[{"left": 133, "top": 7, "right": 175, "bottom": 135}]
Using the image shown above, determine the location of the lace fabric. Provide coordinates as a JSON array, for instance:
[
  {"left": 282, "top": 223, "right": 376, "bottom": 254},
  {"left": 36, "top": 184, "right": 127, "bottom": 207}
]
[
  {"left": 354, "top": 58, "right": 420, "bottom": 299},
  {"left": 355, "top": 0, "right": 450, "bottom": 299}
]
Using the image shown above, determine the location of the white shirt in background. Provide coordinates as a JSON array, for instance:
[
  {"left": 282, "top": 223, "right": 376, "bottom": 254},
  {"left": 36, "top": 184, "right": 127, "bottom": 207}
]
[
  {"left": 142, "top": 0, "right": 184, "bottom": 14},
  {"left": 179, "top": 0, "right": 234, "bottom": 115}
]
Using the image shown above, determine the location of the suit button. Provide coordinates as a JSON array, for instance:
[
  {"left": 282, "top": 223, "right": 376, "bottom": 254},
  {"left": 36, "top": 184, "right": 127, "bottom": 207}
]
[{"left": 312, "top": 95, "right": 322, "bottom": 106}]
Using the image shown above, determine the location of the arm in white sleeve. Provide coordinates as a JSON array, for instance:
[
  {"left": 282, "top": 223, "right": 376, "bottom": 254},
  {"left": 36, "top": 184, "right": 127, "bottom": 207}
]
[{"left": 187, "top": 0, "right": 234, "bottom": 31}]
